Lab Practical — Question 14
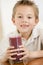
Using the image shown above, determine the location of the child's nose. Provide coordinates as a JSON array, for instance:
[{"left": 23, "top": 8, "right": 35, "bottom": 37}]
[{"left": 22, "top": 17, "right": 27, "bottom": 23}]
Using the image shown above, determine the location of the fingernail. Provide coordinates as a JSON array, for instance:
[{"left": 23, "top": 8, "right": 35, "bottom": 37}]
[{"left": 17, "top": 54, "right": 19, "bottom": 56}]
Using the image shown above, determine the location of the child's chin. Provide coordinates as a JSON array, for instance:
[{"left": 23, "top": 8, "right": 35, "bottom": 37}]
[{"left": 21, "top": 30, "right": 29, "bottom": 33}]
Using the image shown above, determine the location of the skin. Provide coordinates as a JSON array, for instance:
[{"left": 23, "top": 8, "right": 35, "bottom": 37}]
[{"left": 1, "top": 5, "right": 39, "bottom": 62}]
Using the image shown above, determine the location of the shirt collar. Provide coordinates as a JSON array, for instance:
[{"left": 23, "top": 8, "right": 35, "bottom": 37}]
[{"left": 31, "top": 25, "right": 40, "bottom": 39}]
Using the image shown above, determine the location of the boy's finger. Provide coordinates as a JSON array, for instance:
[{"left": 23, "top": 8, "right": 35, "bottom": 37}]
[
  {"left": 7, "top": 48, "right": 25, "bottom": 54},
  {"left": 17, "top": 52, "right": 25, "bottom": 56},
  {"left": 9, "top": 46, "right": 14, "bottom": 48},
  {"left": 14, "top": 48, "right": 25, "bottom": 52},
  {"left": 8, "top": 56, "right": 16, "bottom": 60},
  {"left": 7, "top": 48, "right": 21, "bottom": 53},
  {"left": 9, "top": 53, "right": 17, "bottom": 56},
  {"left": 7, "top": 49, "right": 17, "bottom": 53},
  {"left": 20, "top": 55, "right": 27, "bottom": 60},
  {"left": 7, "top": 46, "right": 14, "bottom": 50},
  {"left": 19, "top": 45, "right": 24, "bottom": 48},
  {"left": 9, "top": 48, "right": 24, "bottom": 52}
]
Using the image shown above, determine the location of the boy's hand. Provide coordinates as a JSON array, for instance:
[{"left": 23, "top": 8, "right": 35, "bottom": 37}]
[
  {"left": 17, "top": 45, "right": 31, "bottom": 60},
  {"left": 5, "top": 46, "right": 17, "bottom": 61}
]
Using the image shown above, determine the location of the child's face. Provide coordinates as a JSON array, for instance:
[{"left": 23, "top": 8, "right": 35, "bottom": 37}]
[{"left": 13, "top": 5, "right": 38, "bottom": 33}]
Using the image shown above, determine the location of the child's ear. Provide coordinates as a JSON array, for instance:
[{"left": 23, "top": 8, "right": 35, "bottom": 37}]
[
  {"left": 36, "top": 18, "right": 39, "bottom": 24},
  {"left": 12, "top": 17, "right": 15, "bottom": 24}
]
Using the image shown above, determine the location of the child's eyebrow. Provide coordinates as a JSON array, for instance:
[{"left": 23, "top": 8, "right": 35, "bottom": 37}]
[
  {"left": 16, "top": 13, "right": 33, "bottom": 16},
  {"left": 27, "top": 14, "right": 33, "bottom": 16},
  {"left": 17, "top": 13, "right": 22, "bottom": 15}
]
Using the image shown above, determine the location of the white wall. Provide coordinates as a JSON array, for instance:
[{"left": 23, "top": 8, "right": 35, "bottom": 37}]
[
  {"left": 0, "top": 0, "right": 3, "bottom": 40},
  {"left": 1, "top": 0, "right": 17, "bottom": 37},
  {"left": 1, "top": 0, "right": 43, "bottom": 36},
  {"left": 34, "top": 0, "right": 43, "bottom": 22}
]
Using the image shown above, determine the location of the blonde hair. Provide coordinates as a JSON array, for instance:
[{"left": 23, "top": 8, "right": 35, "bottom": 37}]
[{"left": 12, "top": 0, "right": 39, "bottom": 19}]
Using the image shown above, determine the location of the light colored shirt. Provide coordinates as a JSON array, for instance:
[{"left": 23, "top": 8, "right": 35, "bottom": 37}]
[{"left": 0, "top": 25, "right": 43, "bottom": 65}]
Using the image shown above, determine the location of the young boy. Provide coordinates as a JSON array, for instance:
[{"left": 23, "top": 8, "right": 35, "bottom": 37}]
[{"left": 0, "top": 0, "right": 43, "bottom": 65}]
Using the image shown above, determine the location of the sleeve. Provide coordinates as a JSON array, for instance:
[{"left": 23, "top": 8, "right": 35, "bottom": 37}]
[
  {"left": 0, "top": 37, "right": 9, "bottom": 62},
  {"left": 39, "top": 28, "right": 43, "bottom": 50}
]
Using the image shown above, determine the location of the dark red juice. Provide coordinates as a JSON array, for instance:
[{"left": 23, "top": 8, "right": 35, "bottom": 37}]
[{"left": 9, "top": 36, "right": 23, "bottom": 63}]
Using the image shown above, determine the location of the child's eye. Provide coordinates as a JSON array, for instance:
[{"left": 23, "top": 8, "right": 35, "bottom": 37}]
[
  {"left": 28, "top": 17, "right": 32, "bottom": 19},
  {"left": 18, "top": 16, "right": 22, "bottom": 18}
]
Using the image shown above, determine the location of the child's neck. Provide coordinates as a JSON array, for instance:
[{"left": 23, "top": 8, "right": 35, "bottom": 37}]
[{"left": 20, "top": 31, "right": 32, "bottom": 40}]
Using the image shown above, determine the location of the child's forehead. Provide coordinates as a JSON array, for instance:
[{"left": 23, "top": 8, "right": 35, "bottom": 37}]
[
  {"left": 16, "top": 5, "right": 33, "bottom": 10},
  {"left": 15, "top": 5, "right": 35, "bottom": 15}
]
